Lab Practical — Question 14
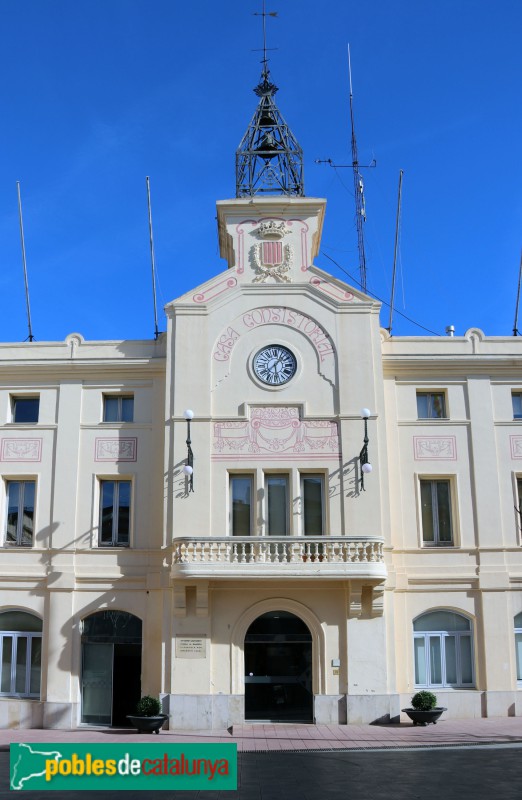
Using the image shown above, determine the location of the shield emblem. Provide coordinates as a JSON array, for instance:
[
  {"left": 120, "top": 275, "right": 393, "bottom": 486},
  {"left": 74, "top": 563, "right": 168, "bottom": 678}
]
[{"left": 262, "top": 241, "right": 283, "bottom": 267}]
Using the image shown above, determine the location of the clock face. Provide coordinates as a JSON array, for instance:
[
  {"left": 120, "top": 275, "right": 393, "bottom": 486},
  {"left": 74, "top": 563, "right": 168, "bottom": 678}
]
[{"left": 253, "top": 345, "right": 297, "bottom": 386}]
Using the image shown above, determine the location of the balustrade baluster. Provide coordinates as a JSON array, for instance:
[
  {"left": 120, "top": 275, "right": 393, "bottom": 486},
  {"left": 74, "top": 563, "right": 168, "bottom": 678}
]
[
  {"left": 172, "top": 537, "right": 384, "bottom": 574},
  {"left": 290, "top": 541, "right": 299, "bottom": 563},
  {"left": 257, "top": 540, "right": 265, "bottom": 563}
]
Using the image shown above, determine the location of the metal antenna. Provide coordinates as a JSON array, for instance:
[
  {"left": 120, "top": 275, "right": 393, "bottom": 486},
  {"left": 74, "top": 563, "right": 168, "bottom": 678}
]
[
  {"left": 514, "top": 249, "right": 522, "bottom": 336},
  {"left": 348, "top": 45, "right": 368, "bottom": 294},
  {"left": 146, "top": 177, "right": 161, "bottom": 340},
  {"left": 16, "top": 182, "right": 35, "bottom": 342},
  {"left": 388, "top": 170, "right": 404, "bottom": 335}
]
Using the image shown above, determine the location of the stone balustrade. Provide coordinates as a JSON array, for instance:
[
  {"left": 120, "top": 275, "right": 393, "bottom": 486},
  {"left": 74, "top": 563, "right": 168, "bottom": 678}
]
[{"left": 170, "top": 536, "right": 386, "bottom": 580}]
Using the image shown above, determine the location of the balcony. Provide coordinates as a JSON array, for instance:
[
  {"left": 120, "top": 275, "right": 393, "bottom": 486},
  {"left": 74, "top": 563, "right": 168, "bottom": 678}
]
[{"left": 170, "top": 536, "right": 386, "bottom": 581}]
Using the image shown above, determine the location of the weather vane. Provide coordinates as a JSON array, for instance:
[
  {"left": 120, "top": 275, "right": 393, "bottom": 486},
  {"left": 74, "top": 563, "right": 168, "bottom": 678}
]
[{"left": 252, "top": 0, "right": 278, "bottom": 77}]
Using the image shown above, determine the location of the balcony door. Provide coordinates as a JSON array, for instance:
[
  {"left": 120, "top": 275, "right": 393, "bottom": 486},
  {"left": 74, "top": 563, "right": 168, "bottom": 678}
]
[
  {"left": 244, "top": 611, "right": 313, "bottom": 722},
  {"left": 80, "top": 610, "right": 142, "bottom": 726}
]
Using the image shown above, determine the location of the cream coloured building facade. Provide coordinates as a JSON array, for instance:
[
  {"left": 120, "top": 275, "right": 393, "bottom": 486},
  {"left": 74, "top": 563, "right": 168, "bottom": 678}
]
[
  {"left": 1, "top": 62, "right": 521, "bottom": 731},
  {"left": 0, "top": 191, "right": 522, "bottom": 730}
]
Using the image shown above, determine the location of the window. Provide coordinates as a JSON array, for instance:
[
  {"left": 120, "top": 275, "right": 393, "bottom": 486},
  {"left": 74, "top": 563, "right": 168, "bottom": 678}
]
[
  {"left": 230, "top": 475, "right": 253, "bottom": 536},
  {"left": 11, "top": 396, "right": 39, "bottom": 424},
  {"left": 99, "top": 480, "right": 131, "bottom": 546},
  {"left": 420, "top": 479, "right": 453, "bottom": 546},
  {"left": 103, "top": 395, "right": 134, "bottom": 423},
  {"left": 266, "top": 474, "right": 289, "bottom": 536},
  {"left": 229, "top": 472, "right": 327, "bottom": 538},
  {"left": 515, "top": 613, "right": 522, "bottom": 683},
  {"left": 513, "top": 393, "right": 522, "bottom": 420},
  {"left": 416, "top": 392, "right": 446, "bottom": 419},
  {"left": 0, "top": 611, "right": 42, "bottom": 697},
  {"left": 414, "top": 610, "right": 474, "bottom": 688},
  {"left": 5, "top": 481, "right": 35, "bottom": 546},
  {"left": 301, "top": 474, "right": 324, "bottom": 536}
]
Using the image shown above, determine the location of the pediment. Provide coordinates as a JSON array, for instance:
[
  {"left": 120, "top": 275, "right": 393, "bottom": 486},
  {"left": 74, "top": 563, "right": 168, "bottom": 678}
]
[
  {"left": 165, "top": 267, "right": 240, "bottom": 310},
  {"left": 166, "top": 262, "right": 376, "bottom": 316}
]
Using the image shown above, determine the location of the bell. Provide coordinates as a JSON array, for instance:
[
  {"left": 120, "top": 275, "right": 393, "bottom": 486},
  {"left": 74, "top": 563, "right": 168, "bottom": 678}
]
[
  {"left": 258, "top": 111, "right": 277, "bottom": 127},
  {"left": 255, "top": 133, "right": 279, "bottom": 159}
]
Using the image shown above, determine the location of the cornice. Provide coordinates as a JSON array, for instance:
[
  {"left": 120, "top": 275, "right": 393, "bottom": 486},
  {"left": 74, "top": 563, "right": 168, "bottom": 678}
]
[
  {"left": 0, "top": 358, "right": 166, "bottom": 379},
  {"left": 382, "top": 355, "right": 522, "bottom": 375}
]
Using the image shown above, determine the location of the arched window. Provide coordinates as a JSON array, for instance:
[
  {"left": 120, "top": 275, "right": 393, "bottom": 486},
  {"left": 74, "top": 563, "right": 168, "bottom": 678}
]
[
  {"left": 0, "top": 611, "right": 42, "bottom": 697},
  {"left": 413, "top": 610, "right": 474, "bottom": 688},
  {"left": 515, "top": 613, "right": 522, "bottom": 684}
]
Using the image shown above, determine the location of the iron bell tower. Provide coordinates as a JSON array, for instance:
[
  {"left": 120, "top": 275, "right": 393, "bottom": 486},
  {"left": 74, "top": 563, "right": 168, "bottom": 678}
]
[{"left": 235, "top": 6, "right": 304, "bottom": 197}]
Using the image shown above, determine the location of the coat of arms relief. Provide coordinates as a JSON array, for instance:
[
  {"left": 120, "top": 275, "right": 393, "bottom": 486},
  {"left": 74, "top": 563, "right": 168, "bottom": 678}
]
[{"left": 251, "top": 220, "right": 293, "bottom": 283}]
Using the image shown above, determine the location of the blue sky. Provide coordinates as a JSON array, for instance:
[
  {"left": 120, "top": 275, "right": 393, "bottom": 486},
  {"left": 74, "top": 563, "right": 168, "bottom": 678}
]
[{"left": 1, "top": 0, "right": 521, "bottom": 342}]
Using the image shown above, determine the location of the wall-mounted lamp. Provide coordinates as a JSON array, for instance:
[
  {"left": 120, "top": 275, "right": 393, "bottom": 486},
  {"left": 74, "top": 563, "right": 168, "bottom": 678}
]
[
  {"left": 359, "top": 408, "right": 373, "bottom": 491},
  {"left": 183, "top": 409, "right": 194, "bottom": 492}
]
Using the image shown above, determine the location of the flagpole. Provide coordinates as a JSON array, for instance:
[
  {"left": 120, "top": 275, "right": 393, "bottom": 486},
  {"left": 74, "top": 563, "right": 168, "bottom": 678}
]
[{"left": 16, "top": 182, "right": 35, "bottom": 342}]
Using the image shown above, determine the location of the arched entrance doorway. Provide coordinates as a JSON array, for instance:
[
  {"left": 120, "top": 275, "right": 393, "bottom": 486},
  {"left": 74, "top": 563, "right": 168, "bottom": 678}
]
[
  {"left": 80, "top": 610, "right": 142, "bottom": 726},
  {"left": 244, "top": 610, "right": 313, "bottom": 722}
]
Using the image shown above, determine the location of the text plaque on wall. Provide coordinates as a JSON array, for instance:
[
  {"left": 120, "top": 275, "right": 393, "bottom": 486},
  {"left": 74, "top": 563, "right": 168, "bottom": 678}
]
[{"left": 175, "top": 636, "right": 206, "bottom": 659}]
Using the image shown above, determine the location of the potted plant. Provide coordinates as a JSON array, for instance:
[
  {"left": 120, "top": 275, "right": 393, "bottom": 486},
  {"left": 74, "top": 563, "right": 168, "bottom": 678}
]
[
  {"left": 402, "top": 691, "right": 447, "bottom": 726},
  {"left": 126, "top": 695, "right": 168, "bottom": 734}
]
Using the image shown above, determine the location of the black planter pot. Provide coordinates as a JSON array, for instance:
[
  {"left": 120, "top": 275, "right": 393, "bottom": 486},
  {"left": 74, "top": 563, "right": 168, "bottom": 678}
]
[
  {"left": 126, "top": 714, "right": 169, "bottom": 734},
  {"left": 401, "top": 707, "right": 447, "bottom": 726}
]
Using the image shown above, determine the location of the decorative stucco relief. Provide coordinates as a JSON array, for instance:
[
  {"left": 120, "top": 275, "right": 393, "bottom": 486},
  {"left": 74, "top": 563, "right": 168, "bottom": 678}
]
[
  {"left": 193, "top": 276, "right": 237, "bottom": 303},
  {"left": 95, "top": 438, "right": 137, "bottom": 462},
  {"left": 212, "top": 407, "right": 340, "bottom": 461},
  {"left": 212, "top": 306, "right": 336, "bottom": 390},
  {"left": 510, "top": 436, "right": 522, "bottom": 459},
  {"left": 309, "top": 276, "right": 355, "bottom": 302},
  {"left": 251, "top": 219, "right": 293, "bottom": 283},
  {"left": 251, "top": 241, "right": 293, "bottom": 283},
  {"left": 0, "top": 438, "right": 42, "bottom": 462},
  {"left": 213, "top": 307, "right": 335, "bottom": 362},
  {"left": 236, "top": 217, "right": 309, "bottom": 275},
  {"left": 413, "top": 436, "right": 457, "bottom": 460}
]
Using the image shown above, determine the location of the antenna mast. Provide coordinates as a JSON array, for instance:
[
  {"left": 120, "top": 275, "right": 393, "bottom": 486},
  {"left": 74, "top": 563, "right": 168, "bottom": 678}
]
[
  {"left": 16, "top": 182, "right": 34, "bottom": 342},
  {"left": 146, "top": 177, "right": 160, "bottom": 340},
  {"left": 348, "top": 45, "right": 368, "bottom": 293},
  {"left": 388, "top": 170, "right": 404, "bottom": 335},
  {"left": 513, "top": 248, "right": 522, "bottom": 336}
]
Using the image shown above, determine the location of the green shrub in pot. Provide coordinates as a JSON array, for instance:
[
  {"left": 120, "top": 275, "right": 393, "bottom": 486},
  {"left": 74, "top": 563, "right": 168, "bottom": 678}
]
[{"left": 410, "top": 691, "right": 437, "bottom": 711}]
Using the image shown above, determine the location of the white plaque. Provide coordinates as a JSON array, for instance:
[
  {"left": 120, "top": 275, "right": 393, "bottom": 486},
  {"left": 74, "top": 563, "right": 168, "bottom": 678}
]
[{"left": 175, "top": 636, "right": 206, "bottom": 659}]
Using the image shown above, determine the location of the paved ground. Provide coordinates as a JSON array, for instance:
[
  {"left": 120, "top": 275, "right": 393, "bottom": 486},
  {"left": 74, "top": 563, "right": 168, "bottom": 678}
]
[
  {"left": 0, "top": 716, "right": 521, "bottom": 751},
  {"left": 2, "top": 718, "right": 522, "bottom": 797},
  {"left": 2, "top": 745, "right": 521, "bottom": 799}
]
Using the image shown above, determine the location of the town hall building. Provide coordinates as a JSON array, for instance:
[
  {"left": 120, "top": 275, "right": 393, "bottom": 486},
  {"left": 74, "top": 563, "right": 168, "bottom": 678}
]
[{"left": 0, "top": 58, "right": 521, "bottom": 730}]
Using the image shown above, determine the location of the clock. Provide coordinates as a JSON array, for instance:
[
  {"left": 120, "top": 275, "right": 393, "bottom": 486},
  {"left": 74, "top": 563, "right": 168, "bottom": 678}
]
[{"left": 253, "top": 345, "right": 297, "bottom": 386}]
